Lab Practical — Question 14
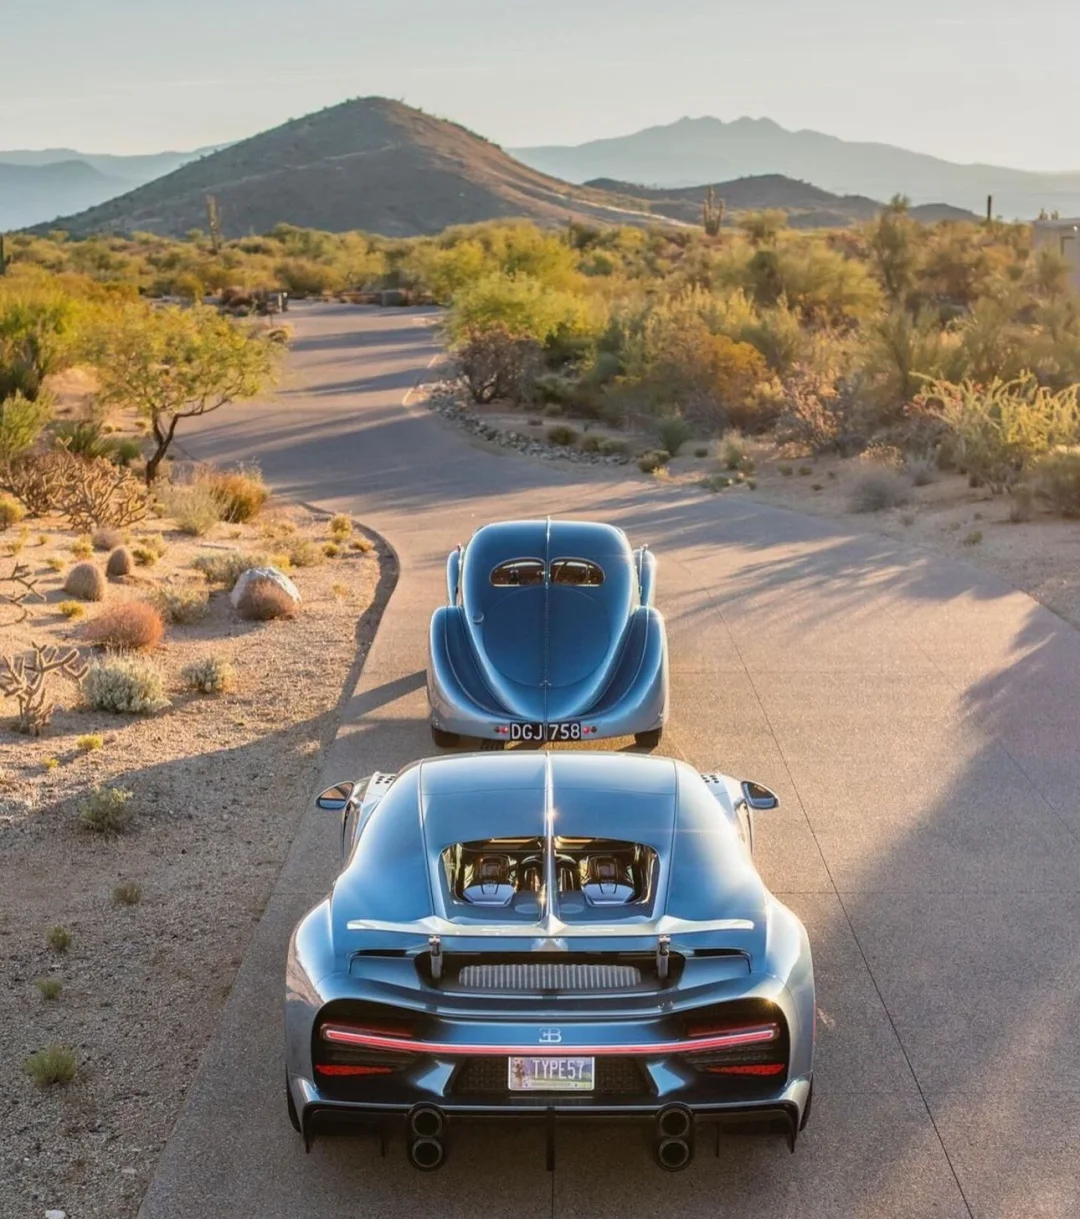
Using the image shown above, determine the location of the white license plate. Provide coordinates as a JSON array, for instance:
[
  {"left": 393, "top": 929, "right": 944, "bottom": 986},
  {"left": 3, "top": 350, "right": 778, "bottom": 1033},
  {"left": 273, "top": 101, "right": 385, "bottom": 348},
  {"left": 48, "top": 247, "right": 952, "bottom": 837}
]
[
  {"left": 508, "top": 722, "right": 582, "bottom": 742},
  {"left": 507, "top": 1056, "right": 595, "bottom": 1091}
]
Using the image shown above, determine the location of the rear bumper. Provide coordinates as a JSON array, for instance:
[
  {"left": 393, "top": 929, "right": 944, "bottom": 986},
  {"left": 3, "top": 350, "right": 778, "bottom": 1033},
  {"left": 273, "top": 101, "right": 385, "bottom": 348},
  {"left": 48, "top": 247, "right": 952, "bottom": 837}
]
[{"left": 291, "top": 1072, "right": 811, "bottom": 1140}]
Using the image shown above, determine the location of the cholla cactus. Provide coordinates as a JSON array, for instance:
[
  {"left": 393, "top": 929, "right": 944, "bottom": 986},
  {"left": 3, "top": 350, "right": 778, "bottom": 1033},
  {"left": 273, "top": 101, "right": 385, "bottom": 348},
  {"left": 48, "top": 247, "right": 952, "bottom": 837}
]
[
  {"left": 0, "top": 642, "right": 88, "bottom": 735},
  {"left": 1, "top": 560, "right": 41, "bottom": 625}
]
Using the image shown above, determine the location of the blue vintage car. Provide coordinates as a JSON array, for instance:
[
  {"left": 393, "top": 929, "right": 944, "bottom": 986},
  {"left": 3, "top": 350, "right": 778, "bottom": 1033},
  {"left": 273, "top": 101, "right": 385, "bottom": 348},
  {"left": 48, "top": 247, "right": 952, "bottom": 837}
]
[{"left": 426, "top": 519, "right": 669, "bottom": 748}]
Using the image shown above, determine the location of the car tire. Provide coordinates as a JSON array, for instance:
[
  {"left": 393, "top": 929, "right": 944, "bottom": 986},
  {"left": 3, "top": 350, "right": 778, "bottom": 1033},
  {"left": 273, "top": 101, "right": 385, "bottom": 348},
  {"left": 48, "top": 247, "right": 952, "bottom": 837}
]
[
  {"left": 634, "top": 728, "right": 663, "bottom": 749},
  {"left": 799, "top": 1079, "right": 813, "bottom": 1131},
  {"left": 430, "top": 725, "right": 459, "bottom": 748},
  {"left": 286, "top": 1074, "right": 301, "bottom": 1133}
]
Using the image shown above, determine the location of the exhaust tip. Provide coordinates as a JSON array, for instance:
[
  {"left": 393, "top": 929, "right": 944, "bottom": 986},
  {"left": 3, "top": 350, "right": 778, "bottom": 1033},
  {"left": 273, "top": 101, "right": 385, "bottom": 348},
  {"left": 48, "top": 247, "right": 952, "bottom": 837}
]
[
  {"left": 656, "top": 1105, "right": 693, "bottom": 1141},
  {"left": 407, "top": 1137, "right": 446, "bottom": 1171},
  {"left": 408, "top": 1105, "right": 445, "bottom": 1139},
  {"left": 656, "top": 1136, "right": 692, "bottom": 1172}
]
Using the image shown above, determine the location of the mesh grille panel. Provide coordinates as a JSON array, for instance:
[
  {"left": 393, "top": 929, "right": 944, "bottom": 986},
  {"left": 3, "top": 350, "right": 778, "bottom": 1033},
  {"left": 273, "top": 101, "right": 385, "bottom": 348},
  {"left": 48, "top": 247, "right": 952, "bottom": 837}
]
[{"left": 457, "top": 962, "right": 642, "bottom": 991}]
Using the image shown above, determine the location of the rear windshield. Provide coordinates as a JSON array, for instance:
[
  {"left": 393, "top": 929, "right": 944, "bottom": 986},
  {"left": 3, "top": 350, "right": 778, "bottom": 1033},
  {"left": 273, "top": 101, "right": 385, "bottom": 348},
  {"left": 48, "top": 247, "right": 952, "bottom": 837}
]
[
  {"left": 490, "top": 558, "right": 544, "bottom": 586},
  {"left": 550, "top": 558, "right": 604, "bottom": 586},
  {"left": 489, "top": 558, "right": 604, "bottom": 587}
]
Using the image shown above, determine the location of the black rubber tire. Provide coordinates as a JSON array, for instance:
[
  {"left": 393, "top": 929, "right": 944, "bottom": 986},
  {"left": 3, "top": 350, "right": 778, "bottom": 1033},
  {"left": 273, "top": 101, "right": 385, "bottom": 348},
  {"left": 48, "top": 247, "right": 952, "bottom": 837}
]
[
  {"left": 429, "top": 725, "right": 459, "bottom": 748},
  {"left": 799, "top": 1079, "right": 813, "bottom": 1131},
  {"left": 286, "top": 1074, "right": 301, "bottom": 1133},
  {"left": 634, "top": 728, "right": 663, "bottom": 749}
]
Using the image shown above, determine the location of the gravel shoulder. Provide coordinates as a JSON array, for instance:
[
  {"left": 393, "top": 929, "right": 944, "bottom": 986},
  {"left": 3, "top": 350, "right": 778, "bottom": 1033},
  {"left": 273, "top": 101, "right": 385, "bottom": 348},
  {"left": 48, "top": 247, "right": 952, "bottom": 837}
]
[{"left": 0, "top": 503, "right": 391, "bottom": 1219}]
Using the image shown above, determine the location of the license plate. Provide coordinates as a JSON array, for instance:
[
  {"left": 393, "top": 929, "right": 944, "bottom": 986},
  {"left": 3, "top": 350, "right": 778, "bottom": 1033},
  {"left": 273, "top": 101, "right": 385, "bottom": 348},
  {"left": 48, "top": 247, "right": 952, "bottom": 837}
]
[
  {"left": 508, "top": 722, "right": 581, "bottom": 742},
  {"left": 508, "top": 1056, "right": 595, "bottom": 1091}
]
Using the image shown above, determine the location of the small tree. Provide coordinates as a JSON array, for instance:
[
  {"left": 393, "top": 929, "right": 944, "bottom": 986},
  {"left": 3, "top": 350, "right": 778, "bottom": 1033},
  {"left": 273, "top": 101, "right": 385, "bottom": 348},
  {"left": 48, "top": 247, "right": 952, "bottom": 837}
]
[{"left": 92, "top": 305, "right": 279, "bottom": 483}]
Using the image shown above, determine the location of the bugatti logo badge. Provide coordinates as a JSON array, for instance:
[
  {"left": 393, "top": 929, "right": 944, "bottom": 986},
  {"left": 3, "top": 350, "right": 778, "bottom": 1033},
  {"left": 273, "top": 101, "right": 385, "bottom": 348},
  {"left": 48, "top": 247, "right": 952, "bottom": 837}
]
[{"left": 538, "top": 1028, "right": 562, "bottom": 1044}]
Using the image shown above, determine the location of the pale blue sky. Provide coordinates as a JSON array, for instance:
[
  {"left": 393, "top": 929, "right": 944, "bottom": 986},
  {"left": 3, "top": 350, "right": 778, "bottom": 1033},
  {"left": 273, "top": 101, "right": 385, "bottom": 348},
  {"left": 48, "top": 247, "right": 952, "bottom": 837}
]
[{"left": 3, "top": 0, "right": 1077, "bottom": 169}]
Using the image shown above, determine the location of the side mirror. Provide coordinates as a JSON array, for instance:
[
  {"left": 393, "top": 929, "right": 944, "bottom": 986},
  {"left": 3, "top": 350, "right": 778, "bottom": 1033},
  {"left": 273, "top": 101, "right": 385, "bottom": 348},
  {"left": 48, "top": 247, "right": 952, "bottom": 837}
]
[
  {"left": 741, "top": 780, "right": 779, "bottom": 811},
  {"left": 315, "top": 781, "right": 355, "bottom": 812}
]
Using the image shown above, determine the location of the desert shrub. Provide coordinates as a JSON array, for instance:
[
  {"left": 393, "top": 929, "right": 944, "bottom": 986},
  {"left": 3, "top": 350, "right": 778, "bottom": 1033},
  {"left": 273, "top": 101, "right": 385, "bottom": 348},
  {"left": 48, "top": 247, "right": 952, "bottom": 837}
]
[
  {"left": 204, "top": 465, "right": 268, "bottom": 522},
  {"left": 329, "top": 513, "right": 352, "bottom": 537},
  {"left": 546, "top": 424, "right": 579, "bottom": 447},
  {"left": 774, "top": 368, "right": 852, "bottom": 454},
  {"left": 637, "top": 449, "right": 670, "bottom": 473},
  {"left": 597, "top": 438, "right": 628, "bottom": 457},
  {"left": 905, "top": 454, "right": 937, "bottom": 486},
  {"left": 1008, "top": 485, "right": 1036, "bottom": 522},
  {"left": 285, "top": 538, "right": 323, "bottom": 568},
  {"left": 456, "top": 326, "right": 544, "bottom": 405},
  {"left": 962, "top": 529, "right": 983, "bottom": 546},
  {"left": 132, "top": 545, "right": 158, "bottom": 566},
  {"left": 181, "top": 655, "right": 236, "bottom": 693},
  {"left": 1032, "top": 448, "right": 1080, "bottom": 517},
  {"left": 71, "top": 535, "right": 93, "bottom": 559},
  {"left": 52, "top": 418, "right": 113, "bottom": 459},
  {"left": 858, "top": 308, "right": 962, "bottom": 423},
  {"left": 63, "top": 561, "right": 106, "bottom": 601},
  {"left": 849, "top": 466, "right": 911, "bottom": 513},
  {"left": 654, "top": 413, "right": 692, "bottom": 456},
  {"left": 34, "top": 978, "right": 62, "bottom": 1000},
  {"left": 106, "top": 546, "right": 134, "bottom": 577},
  {"left": 323, "top": 541, "right": 340, "bottom": 557},
  {"left": 92, "top": 527, "right": 125, "bottom": 551},
  {"left": 113, "top": 882, "right": 141, "bottom": 905},
  {"left": 110, "top": 438, "right": 143, "bottom": 467},
  {"left": 23, "top": 1046, "right": 77, "bottom": 1087},
  {"left": 77, "top": 734, "right": 103, "bottom": 751},
  {"left": 235, "top": 577, "right": 297, "bottom": 621},
  {"left": 918, "top": 376, "right": 1080, "bottom": 492},
  {"left": 192, "top": 550, "right": 257, "bottom": 588},
  {"left": 78, "top": 784, "right": 134, "bottom": 834},
  {"left": 51, "top": 450, "right": 148, "bottom": 530},
  {"left": 0, "top": 492, "right": 25, "bottom": 529},
  {"left": 160, "top": 478, "right": 222, "bottom": 536},
  {"left": 719, "top": 431, "right": 747, "bottom": 470},
  {"left": 58, "top": 600, "right": 84, "bottom": 619},
  {"left": 46, "top": 925, "right": 71, "bottom": 952},
  {"left": 83, "top": 656, "right": 169, "bottom": 714},
  {"left": 0, "top": 391, "right": 53, "bottom": 462},
  {"left": 580, "top": 434, "right": 602, "bottom": 453},
  {"left": 155, "top": 586, "right": 209, "bottom": 624},
  {"left": 84, "top": 600, "right": 165, "bottom": 650}
]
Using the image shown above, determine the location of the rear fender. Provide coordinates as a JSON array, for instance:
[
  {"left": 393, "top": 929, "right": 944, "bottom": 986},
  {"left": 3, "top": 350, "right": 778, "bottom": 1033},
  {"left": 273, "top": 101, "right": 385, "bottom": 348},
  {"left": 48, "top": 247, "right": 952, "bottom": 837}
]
[{"left": 634, "top": 547, "right": 658, "bottom": 607}]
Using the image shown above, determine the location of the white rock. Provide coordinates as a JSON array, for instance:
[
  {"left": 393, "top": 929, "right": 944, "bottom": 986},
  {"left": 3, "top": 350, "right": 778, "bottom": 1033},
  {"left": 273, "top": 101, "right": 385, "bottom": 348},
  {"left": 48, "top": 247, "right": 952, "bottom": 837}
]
[
  {"left": 46, "top": 1209, "right": 67, "bottom": 1219},
  {"left": 230, "top": 567, "right": 300, "bottom": 609}
]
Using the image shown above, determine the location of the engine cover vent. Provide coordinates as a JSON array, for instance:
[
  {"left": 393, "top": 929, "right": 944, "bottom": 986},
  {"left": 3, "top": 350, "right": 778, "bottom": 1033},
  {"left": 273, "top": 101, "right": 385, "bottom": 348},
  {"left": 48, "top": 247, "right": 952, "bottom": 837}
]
[{"left": 458, "top": 962, "right": 642, "bottom": 991}]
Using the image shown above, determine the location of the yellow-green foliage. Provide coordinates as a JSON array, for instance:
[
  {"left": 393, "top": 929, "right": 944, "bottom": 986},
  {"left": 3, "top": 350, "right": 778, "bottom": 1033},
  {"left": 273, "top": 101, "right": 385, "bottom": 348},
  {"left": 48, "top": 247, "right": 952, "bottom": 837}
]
[
  {"left": 78, "top": 784, "right": 134, "bottom": 834},
  {"left": 0, "top": 492, "right": 25, "bottom": 529},
  {"left": 58, "top": 600, "right": 85, "bottom": 619},
  {"left": 23, "top": 1045, "right": 77, "bottom": 1087},
  {"left": 180, "top": 655, "right": 236, "bottom": 694}
]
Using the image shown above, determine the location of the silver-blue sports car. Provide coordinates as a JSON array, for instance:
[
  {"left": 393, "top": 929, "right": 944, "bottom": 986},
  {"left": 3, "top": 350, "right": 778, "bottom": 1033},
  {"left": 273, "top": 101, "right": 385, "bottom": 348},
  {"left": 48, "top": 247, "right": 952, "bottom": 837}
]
[
  {"left": 426, "top": 519, "right": 668, "bottom": 748},
  {"left": 285, "top": 751, "right": 815, "bottom": 1171}
]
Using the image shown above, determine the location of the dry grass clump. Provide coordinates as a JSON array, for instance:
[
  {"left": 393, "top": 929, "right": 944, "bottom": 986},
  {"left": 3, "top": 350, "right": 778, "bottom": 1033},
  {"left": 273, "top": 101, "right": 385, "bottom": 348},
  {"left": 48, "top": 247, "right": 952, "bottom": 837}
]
[
  {"left": 83, "top": 656, "right": 169, "bottom": 714},
  {"left": 323, "top": 542, "right": 340, "bottom": 558},
  {"left": 205, "top": 466, "right": 268, "bottom": 523},
  {"left": 71, "top": 536, "right": 94, "bottom": 559},
  {"left": 113, "top": 882, "right": 141, "bottom": 906},
  {"left": 0, "top": 492, "right": 25, "bottom": 529},
  {"left": 106, "top": 546, "right": 134, "bottom": 577},
  {"left": 328, "top": 513, "right": 352, "bottom": 538},
  {"left": 849, "top": 466, "right": 911, "bottom": 513},
  {"left": 46, "top": 926, "right": 71, "bottom": 952},
  {"left": 160, "top": 479, "right": 222, "bottom": 537},
  {"left": 1032, "top": 448, "right": 1080, "bottom": 517},
  {"left": 192, "top": 550, "right": 257, "bottom": 588},
  {"left": 284, "top": 538, "right": 324, "bottom": 568},
  {"left": 78, "top": 784, "right": 134, "bottom": 835},
  {"left": 84, "top": 600, "right": 165, "bottom": 651},
  {"left": 63, "top": 561, "right": 107, "bottom": 601},
  {"left": 58, "top": 600, "right": 85, "bottom": 620},
  {"left": 350, "top": 537, "right": 374, "bottom": 553},
  {"left": 46, "top": 555, "right": 66, "bottom": 572},
  {"left": 637, "top": 449, "right": 670, "bottom": 474},
  {"left": 34, "top": 977, "right": 62, "bottom": 1001},
  {"left": 23, "top": 1046, "right": 77, "bottom": 1087},
  {"left": 92, "top": 527, "right": 126, "bottom": 551},
  {"left": 181, "top": 655, "right": 236, "bottom": 693},
  {"left": 236, "top": 577, "right": 297, "bottom": 621},
  {"left": 76, "top": 734, "right": 103, "bottom": 752},
  {"left": 155, "top": 585, "right": 209, "bottom": 624}
]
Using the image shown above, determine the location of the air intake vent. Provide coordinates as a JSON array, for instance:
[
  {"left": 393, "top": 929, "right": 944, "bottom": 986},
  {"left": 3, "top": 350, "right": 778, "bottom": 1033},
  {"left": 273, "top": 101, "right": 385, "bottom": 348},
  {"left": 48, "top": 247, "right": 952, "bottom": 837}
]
[{"left": 458, "top": 962, "right": 642, "bottom": 991}]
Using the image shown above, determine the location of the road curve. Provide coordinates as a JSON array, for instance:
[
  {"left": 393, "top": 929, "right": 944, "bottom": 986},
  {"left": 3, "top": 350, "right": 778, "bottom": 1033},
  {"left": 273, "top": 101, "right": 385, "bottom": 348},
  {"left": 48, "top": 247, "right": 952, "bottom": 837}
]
[{"left": 140, "top": 304, "right": 1080, "bottom": 1219}]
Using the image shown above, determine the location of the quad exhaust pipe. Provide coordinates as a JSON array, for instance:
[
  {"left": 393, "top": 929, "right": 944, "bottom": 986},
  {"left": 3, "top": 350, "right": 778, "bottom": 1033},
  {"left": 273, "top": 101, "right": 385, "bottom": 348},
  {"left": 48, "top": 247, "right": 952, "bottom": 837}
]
[
  {"left": 654, "top": 1105, "right": 694, "bottom": 1171},
  {"left": 406, "top": 1105, "right": 446, "bottom": 1170}
]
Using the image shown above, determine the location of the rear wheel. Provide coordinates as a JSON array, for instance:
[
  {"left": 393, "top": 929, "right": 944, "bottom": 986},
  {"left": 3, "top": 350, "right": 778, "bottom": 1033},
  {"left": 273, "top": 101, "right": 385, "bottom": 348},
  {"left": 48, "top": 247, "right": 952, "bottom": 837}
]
[
  {"left": 634, "top": 727, "right": 663, "bottom": 749},
  {"left": 429, "top": 725, "right": 459, "bottom": 748},
  {"left": 286, "top": 1074, "right": 301, "bottom": 1133}
]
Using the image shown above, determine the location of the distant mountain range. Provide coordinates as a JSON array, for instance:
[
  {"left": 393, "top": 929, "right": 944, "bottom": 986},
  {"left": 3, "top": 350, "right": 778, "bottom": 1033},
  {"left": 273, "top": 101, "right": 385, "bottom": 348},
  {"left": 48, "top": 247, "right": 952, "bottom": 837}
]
[
  {"left": 512, "top": 116, "right": 1080, "bottom": 220},
  {"left": 0, "top": 146, "right": 223, "bottom": 230}
]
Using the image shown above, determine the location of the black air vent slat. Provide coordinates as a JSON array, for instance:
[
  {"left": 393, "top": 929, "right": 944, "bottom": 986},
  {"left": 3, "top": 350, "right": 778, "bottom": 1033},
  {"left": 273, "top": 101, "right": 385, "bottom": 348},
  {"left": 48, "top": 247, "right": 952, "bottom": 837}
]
[{"left": 458, "top": 962, "right": 641, "bottom": 991}]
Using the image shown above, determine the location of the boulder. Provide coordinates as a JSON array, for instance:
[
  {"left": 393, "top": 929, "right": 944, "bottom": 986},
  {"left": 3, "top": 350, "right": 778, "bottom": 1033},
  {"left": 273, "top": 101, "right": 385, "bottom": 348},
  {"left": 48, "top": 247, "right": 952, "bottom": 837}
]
[{"left": 230, "top": 566, "right": 300, "bottom": 610}]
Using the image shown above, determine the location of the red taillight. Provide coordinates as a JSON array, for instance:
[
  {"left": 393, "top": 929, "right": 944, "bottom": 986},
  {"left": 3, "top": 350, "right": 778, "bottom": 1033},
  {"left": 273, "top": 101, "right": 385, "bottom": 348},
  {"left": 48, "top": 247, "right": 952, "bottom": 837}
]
[
  {"left": 315, "top": 1064, "right": 395, "bottom": 1077},
  {"left": 702, "top": 1063, "right": 785, "bottom": 1076},
  {"left": 684, "top": 1022, "right": 779, "bottom": 1044},
  {"left": 321, "top": 1023, "right": 414, "bottom": 1044}
]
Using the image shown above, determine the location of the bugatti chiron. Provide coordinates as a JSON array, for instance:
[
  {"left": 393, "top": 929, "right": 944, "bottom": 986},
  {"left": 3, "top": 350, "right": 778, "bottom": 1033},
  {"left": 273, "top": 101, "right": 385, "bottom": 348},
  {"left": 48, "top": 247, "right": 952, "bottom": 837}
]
[
  {"left": 285, "top": 751, "right": 815, "bottom": 1170},
  {"left": 426, "top": 519, "right": 668, "bottom": 748}
]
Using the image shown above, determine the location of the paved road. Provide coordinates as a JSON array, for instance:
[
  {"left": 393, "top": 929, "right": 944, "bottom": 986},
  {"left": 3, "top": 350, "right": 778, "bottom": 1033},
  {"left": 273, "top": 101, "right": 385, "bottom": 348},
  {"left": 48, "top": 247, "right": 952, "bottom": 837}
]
[{"left": 141, "top": 304, "right": 1080, "bottom": 1219}]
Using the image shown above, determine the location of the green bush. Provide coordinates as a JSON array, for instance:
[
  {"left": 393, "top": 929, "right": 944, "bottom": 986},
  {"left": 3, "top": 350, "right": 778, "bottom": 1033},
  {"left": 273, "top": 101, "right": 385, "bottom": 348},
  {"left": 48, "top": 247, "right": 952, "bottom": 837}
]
[
  {"left": 637, "top": 449, "right": 670, "bottom": 473},
  {"left": 155, "top": 586, "right": 209, "bottom": 624},
  {"left": 546, "top": 425, "right": 579, "bottom": 447},
  {"left": 161, "top": 479, "right": 222, "bottom": 536},
  {"left": 1032, "top": 448, "right": 1080, "bottom": 517},
  {"left": 0, "top": 491, "right": 25, "bottom": 529},
  {"left": 0, "top": 390, "right": 52, "bottom": 461},
  {"left": 83, "top": 657, "right": 169, "bottom": 715},
  {"left": 654, "top": 413, "right": 692, "bottom": 456},
  {"left": 23, "top": 1046, "right": 77, "bottom": 1087},
  {"left": 79, "top": 784, "right": 134, "bottom": 835},
  {"left": 181, "top": 655, "right": 236, "bottom": 693},
  {"left": 192, "top": 551, "right": 257, "bottom": 588}
]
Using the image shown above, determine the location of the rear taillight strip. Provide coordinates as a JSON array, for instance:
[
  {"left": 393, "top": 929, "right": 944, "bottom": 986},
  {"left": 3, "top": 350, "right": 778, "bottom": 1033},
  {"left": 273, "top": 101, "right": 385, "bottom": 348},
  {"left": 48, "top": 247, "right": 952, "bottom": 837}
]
[
  {"left": 315, "top": 1064, "right": 395, "bottom": 1076},
  {"left": 319, "top": 1022, "right": 778, "bottom": 1057}
]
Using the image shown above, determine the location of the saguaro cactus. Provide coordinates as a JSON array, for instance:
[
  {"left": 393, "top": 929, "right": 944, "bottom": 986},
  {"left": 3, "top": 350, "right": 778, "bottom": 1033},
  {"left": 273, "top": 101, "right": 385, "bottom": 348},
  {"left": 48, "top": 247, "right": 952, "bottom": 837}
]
[{"left": 703, "top": 187, "right": 725, "bottom": 237}]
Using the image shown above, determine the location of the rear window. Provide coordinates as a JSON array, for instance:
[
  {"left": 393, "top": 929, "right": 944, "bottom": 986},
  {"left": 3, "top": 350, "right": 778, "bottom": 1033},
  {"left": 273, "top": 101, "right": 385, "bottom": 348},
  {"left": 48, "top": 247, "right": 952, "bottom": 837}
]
[
  {"left": 550, "top": 558, "right": 604, "bottom": 586},
  {"left": 490, "top": 558, "right": 544, "bottom": 586}
]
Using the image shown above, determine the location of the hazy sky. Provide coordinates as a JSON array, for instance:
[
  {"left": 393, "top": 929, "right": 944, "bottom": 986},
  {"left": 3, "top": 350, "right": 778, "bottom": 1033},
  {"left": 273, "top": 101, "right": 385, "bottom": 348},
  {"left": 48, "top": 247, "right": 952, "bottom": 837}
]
[{"left": 3, "top": 0, "right": 1077, "bottom": 169}]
